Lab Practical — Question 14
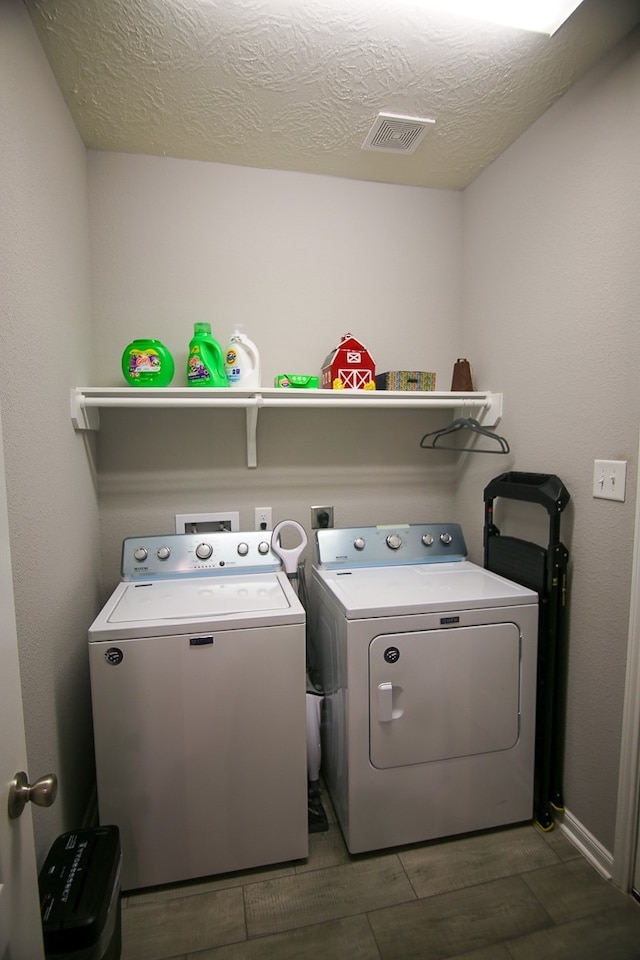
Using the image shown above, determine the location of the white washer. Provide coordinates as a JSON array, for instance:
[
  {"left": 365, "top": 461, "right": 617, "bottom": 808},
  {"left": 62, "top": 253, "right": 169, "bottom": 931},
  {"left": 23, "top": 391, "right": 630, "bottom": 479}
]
[
  {"left": 89, "top": 528, "right": 308, "bottom": 891},
  {"left": 310, "top": 523, "right": 538, "bottom": 854}
]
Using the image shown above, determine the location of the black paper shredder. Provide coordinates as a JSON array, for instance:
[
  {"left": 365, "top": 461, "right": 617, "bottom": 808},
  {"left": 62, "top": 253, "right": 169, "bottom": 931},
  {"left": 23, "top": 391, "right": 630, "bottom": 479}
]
[{"left": 39, "top": 825, "right": 121, "bottom": 960}]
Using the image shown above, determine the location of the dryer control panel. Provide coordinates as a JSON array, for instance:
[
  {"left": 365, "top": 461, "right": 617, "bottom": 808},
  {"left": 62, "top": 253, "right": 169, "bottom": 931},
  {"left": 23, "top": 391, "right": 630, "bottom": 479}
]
[{"left": 315, "top": 523, "right": 467, "bottom": 568}]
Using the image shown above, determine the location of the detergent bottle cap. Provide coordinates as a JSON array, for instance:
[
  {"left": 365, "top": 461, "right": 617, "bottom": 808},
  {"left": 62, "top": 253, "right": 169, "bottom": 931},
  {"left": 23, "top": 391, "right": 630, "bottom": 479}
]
[{"left": 194, "top": 322, "right": 212, "bottom": 337}]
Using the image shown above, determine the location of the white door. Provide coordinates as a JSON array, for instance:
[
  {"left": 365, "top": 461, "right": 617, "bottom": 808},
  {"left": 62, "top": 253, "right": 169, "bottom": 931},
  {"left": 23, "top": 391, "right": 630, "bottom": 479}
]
[
  {"left": 634, "top": 812, "right": 640, "bottom": 897},
  {"left": 0, "top": 406, "right": 45, "bottom": 959},
  {"left": 634, "top": 598, "right": 640, "bottom": 897},
  {"left": 613, "top": 426, "right": 640, "bottom": 896},
  {"left": 633, "top": 431, "right": 640, "bottom": 898}
]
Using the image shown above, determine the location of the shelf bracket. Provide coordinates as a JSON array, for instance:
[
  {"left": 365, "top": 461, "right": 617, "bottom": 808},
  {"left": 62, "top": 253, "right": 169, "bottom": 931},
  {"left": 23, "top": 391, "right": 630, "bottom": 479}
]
[
  {"left": 70, "top": 388, "right": 100, "bottom": 431},
  {"left": 475, "top": 391, "right": 503, "bottom": 427},
  {"left": 454, "top": 391, "right": 502, "bottom": 427},
  {"left": 245, "top": 401, "right": 260, "bottom": 469}
]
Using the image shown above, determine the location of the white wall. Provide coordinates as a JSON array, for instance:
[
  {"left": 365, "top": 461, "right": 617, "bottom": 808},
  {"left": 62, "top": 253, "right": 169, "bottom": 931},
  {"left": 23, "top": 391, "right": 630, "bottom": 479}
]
[
  {"left": 0, "top": 2, "right": 100, "bottom": 859},
  {"left": 459, "top": 26, "right": 640, "bottom": 852},
  {"left": 89, "top": 154, "right": 463, "bottom": 388},
  {"left": 3, "top": 0, "right": 639, "bottom": 869},
  {"left": 89, "top": 153, "right": 465, "bottom": 594}
]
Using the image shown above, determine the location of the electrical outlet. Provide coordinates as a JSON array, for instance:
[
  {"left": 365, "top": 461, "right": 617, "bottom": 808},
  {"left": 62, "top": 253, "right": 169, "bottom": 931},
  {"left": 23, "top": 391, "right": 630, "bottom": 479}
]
[
  {"left": 593, "top": 460, "right": 627, "bottom": 502},
  {"left": 254, "top": 507, "right": 272, "bottom": 531},
  {"left": 311, "top": 505, "right": 334, "bottom": 529}
]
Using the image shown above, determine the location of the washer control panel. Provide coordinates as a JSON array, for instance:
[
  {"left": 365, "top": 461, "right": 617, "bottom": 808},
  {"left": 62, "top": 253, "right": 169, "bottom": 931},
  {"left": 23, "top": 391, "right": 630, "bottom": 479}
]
[
  {"left": 315, "top": 523, "right": 467, "bottom": 568},
  {"left": 122, "top": 531, "right": 282, "bottom": 579}
]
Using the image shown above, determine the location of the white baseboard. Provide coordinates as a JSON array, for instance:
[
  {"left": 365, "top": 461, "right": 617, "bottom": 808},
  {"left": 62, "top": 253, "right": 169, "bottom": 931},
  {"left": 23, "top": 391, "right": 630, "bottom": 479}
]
[{"left": 557, "top": 807, "right": 614, "bottom": 880}]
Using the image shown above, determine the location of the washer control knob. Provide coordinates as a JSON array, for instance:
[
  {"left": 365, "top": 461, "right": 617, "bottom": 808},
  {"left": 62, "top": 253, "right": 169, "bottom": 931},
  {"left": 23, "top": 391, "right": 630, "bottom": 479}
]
[
  {"left": 195, "top": 542, "right": 213, "bottom": 560},
  {"left": 237, "top": 542, "right": 249, "bottom": 556},
  {"left": 354, "top": 537, "right": 366, "bottom": 551},
  {"left": 440, "top": 532, "right": 453, "bottom": 545},
  {"left": 258, "top": 541, "right": 270, "bottom": 555},
  {"left": 133, "top": 547, "right": 148, "bottom": 562},
  {"left": 157, "top": 545, "right": 171, "bottom": 561},
  {"left": 422, "top": 534, "right": 434, "bottom": 547},
  {"left": 386, "top": 534, "right": 402, "bottom": 550}
]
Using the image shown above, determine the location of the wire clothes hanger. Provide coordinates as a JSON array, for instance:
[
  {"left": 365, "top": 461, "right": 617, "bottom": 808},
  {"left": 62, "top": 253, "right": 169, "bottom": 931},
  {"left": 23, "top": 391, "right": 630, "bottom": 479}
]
[{"left": 420, "top": 417, "right": 510, "bottom": 454}]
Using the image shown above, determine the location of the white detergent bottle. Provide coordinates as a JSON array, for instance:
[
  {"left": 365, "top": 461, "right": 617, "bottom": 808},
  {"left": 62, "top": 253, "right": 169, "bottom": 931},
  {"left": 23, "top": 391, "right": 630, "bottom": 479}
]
[{"left": 224, "top": 327, "right": 261, "bottom": 388}]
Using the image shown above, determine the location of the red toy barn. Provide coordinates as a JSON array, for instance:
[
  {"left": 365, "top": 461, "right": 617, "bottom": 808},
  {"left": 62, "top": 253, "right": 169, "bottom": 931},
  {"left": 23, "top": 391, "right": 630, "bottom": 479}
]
[{"left": 321, "top": 333, "right": 376, "bottom": 389}]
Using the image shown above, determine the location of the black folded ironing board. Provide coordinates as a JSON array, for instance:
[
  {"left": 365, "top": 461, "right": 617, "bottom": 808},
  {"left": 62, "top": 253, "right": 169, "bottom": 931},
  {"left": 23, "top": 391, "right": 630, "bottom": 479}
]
[{"left": 483, "top": 471, "right": 570, "bottom": 831}]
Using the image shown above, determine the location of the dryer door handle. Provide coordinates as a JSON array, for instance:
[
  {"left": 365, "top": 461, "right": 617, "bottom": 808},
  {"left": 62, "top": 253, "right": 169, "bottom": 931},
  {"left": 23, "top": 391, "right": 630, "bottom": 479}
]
[{"left": 377, "top": 682, "right": 394, "bottom": 722}]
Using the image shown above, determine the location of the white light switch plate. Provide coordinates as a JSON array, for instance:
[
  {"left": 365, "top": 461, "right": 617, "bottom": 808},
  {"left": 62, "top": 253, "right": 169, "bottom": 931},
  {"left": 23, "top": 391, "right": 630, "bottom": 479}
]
[{"left": 593, "top": 460, "right": 627, "bottom": 502}]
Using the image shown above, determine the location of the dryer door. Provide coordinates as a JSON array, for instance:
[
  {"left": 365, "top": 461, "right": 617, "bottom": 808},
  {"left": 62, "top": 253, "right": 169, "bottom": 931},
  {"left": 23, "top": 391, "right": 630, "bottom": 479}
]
[{"left": 369, "top": 623, "right": 521, "bottom": 769}]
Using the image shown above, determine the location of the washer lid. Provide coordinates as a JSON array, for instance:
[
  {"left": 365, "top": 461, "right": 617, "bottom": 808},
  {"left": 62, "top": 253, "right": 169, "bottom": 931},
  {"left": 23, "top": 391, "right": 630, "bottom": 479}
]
[
  {"left": 313, "top": 560, "right": 537, "bottom": 618},
  {"left": 89, "top": 572, "right": 304, "bottom": 640}
]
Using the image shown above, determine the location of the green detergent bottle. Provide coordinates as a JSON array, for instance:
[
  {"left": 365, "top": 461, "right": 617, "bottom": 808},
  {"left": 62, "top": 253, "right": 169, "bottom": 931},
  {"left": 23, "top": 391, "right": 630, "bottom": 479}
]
[
  {"left": 122, "top": 339, "right": 174, "bottom": 386},
  {"left": 186, "top": 323, "right": 228, "bottom": 387}
]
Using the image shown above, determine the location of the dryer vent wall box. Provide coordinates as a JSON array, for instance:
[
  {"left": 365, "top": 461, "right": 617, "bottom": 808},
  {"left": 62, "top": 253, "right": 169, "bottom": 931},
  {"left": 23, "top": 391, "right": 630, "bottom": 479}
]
[{"left": 175, "top": 512, "right": 240, "bottom": 533}]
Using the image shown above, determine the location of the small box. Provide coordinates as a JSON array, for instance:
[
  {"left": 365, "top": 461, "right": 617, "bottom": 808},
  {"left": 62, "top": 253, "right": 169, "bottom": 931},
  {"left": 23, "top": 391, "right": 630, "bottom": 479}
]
[
  {"left": 274, "top": 375, "right": 319, "bottom": 388},
  {"left": 375, "top": 371, "right": 436, "bottom": 391}
]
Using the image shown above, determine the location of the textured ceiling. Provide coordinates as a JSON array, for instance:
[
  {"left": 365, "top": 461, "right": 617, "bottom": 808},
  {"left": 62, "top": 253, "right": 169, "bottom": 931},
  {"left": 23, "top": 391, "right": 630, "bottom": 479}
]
[{"left": 24, "top": 0, "right": 640, "bottom": 189}]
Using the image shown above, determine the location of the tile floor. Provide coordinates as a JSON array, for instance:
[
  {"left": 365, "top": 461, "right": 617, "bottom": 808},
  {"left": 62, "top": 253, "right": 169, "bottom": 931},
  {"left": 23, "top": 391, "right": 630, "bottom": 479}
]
[{"left": 120, "top": 794, "right": 640, "bottom": 960}]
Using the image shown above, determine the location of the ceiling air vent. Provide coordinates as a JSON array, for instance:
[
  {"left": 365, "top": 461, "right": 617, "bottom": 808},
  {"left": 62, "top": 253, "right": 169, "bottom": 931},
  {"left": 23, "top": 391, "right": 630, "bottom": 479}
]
[{"left": 362, "top": 113, "right": 435, "bottom": 155}]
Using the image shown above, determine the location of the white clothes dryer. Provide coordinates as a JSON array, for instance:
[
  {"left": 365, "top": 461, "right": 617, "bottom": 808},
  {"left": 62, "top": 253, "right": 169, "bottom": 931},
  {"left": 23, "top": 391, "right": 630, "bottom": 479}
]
[
  {"left": 89, "top": 525, "right": 308, "bottom": 891},
  {"left": 310, "top": 523, "right": 538, "bottom": 855}
]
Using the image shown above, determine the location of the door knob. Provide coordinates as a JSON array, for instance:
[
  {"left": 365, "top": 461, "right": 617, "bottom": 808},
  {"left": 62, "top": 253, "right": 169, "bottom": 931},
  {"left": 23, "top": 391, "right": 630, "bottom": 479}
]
[{"left": 8, "top": 771, "right": 58, "bottom": 819}]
